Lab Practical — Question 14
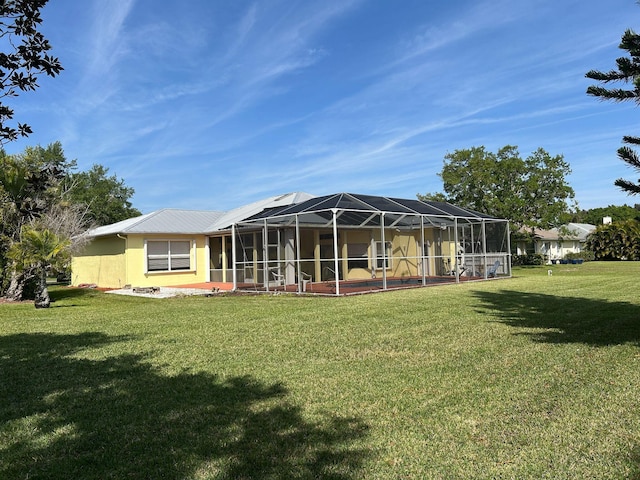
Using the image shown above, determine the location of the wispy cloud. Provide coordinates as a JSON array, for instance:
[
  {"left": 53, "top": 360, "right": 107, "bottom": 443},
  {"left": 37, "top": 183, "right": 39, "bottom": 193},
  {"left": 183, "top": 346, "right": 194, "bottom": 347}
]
[
  {"left": 85, "top": 0, "right": 136, "bottom": 80},
  {"left": 20, "top": 0, "right": 640, "bottom": 213}
]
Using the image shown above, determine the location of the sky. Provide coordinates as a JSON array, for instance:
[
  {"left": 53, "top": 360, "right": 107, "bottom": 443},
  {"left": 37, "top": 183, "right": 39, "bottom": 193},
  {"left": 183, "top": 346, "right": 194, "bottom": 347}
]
[{"left": 7, "top": 0, "right": 640, "bottom": 213}]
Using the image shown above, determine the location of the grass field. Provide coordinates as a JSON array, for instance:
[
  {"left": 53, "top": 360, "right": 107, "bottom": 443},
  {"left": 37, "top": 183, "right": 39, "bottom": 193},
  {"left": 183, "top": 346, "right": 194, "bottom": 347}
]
[{"left": 1, "top": 262, "right": 639, "bottom": 479}]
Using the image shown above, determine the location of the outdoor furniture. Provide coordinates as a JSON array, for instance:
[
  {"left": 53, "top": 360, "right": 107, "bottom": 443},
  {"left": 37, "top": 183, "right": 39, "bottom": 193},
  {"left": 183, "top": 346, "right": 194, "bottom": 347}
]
[
  {"left": 270, "top": 269, "right": 285, "bottom": 286},
  {"left": 300, "top": 272, "right": 312, "bottom": 292},
  {"left": 487, "top": 260, "right": 501, "bottom": 278}
]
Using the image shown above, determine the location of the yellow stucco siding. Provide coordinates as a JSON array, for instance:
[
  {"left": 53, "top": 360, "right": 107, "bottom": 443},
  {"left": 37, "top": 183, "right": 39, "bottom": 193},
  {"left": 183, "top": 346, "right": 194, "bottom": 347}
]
[
  {"left": 422, "top": 228, "right": 437, "bottom": 276},
  {"left": 344, "top": 230, "right": 371, "bottom": 280},
  {"left": 72, "top": 234, "right": 209, "bottom": 288},
  {"left": 390, "top": 232, "right": 419, "bottom": 278},
  {"left": 71, "top": 236, "right": 126, "bottom": 288}
]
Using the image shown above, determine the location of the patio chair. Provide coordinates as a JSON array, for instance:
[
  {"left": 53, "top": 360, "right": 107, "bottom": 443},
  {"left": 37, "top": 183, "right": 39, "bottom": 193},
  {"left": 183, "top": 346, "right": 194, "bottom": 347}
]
[
  {"left": 487, "top": 260, "right": 501, "bottom": 278},
  {"left": 300, "top": 272, "right": 312, "bottom": 292},
  {"left": 270, "top": 269, "right": 285, "bottom": 286}
]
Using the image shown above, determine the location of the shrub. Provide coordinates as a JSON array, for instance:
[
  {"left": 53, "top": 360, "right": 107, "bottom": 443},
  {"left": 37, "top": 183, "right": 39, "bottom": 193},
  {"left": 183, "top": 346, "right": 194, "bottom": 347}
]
[
  {"left": 565, "top": 251, "right": 595, "bottom": 262},
  {"left": 512, "top": 253, "right": 545, "bottom": 266}
]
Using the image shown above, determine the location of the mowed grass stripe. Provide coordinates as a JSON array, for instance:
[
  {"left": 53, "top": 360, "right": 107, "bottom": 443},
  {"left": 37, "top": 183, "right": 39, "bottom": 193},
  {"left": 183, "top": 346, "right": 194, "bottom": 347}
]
[{"left": 1, "top": 261, "right": 639, "bottom": 479}]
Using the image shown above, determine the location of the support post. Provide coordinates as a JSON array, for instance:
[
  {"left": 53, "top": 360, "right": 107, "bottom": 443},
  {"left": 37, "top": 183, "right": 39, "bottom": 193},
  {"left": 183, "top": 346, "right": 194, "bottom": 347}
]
[
  {"left": 295, "top": 214, "right": 301, "bottom": 293},
  {"left": 482, "top": 220, "right": 488, "bottom": 279},
  {"left": 231, "top": 224, "right": 237, "bottom": 291},
  {"left": 263, "top": 219, "right": 269, "bottom": 292},
  {"left": 454, "top": 218, "right": 459, "bottom": 283},
  {"left": 506, "top": 220, "right": 512, "bottom": 277},
  {"left": 332, "top": 209, "right": 340, "bottom": 296},
  {"left": 381, "top": 213, "right": 387, "bottom": 290},
  {"left": 420, "top": 216, "right": 426, "bottom": 286}
]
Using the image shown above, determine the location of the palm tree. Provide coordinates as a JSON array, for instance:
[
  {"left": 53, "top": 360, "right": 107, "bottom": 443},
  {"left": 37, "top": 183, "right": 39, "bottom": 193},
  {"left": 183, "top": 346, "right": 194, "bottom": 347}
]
[{"left": 9, "top": 227, "right": 70, "bottom": 308}]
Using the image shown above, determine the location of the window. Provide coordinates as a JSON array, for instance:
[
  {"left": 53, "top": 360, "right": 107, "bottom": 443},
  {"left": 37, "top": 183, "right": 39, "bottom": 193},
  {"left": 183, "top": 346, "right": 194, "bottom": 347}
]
[
  {"left": 147, "top": 240, "right": 192, "bottom": 272},
  {"left": 374, "top": 241, "right": 391, "bottom": 269}
]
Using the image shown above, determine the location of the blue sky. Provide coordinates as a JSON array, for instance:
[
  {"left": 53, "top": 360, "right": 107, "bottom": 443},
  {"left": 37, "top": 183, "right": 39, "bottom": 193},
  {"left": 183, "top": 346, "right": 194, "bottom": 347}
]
[{"left": 8, "top": 0, "right": 640, "bottom": 213}]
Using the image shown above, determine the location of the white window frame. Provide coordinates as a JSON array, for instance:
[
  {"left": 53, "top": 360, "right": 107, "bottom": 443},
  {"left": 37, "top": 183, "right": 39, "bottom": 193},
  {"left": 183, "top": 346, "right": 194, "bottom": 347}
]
[
  {"left": 373, "top": 241, "right": 392, "bottom": 270},
  {"left": 145, "top": 239, "right": 195, "bottom": 273}
]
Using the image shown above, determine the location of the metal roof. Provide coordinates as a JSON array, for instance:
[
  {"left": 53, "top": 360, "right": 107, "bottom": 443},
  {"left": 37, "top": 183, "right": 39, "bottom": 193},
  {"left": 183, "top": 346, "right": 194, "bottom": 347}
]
[
  {"left": 207, "top": 192, "right": 315, "bottom": 231},
  {"left": 83, "top": 192, "right": 315, "bottom": 238},
  {"left": 85, "top": 209, "right": 225, "bottom": 237}
]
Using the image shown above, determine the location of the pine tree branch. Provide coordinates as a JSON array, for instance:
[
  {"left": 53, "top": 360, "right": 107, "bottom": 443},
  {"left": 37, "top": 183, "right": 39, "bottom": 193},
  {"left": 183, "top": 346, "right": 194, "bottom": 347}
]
[
  {"left": 586, "top": 85, "right": 638, "bottom": 101},
  {"left": 615, "top": 178, "right": 640, "bottom": 194}
]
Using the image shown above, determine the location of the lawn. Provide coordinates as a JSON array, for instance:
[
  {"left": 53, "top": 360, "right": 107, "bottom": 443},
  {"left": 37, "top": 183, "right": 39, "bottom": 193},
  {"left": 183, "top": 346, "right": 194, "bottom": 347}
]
[{"left": 1, "top": 262, "right": 639, "bottom": 479}]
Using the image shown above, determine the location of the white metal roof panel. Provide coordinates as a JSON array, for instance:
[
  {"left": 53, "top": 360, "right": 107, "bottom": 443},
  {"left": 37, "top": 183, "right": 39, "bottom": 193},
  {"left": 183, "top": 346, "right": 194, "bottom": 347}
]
[
  {"left": 208, "top": 192, "right": 315, "bottom": 231},
  {"left": 85, "top": 209, "right": 225, "bottom": 237}
]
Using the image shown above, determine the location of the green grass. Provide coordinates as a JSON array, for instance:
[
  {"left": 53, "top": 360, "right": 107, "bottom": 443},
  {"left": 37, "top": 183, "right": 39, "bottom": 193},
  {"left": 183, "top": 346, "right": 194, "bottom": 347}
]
[{"left": 1, "top": 262, "right": 640, "bottom": 479}]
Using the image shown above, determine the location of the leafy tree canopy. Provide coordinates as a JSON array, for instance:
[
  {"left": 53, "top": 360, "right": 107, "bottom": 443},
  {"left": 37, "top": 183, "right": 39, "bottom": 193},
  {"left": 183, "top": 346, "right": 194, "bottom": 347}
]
[
  {"left": 418, "top": 145, "right": 575, "bottom": 231},
  {"left": 64, "top": 164, "right": 141, "bottom": 227},
  {"left": 0, "top": 0, "right": 63, "bottom": 143},
  {"left": 586, "top": 28, "right": 640, "bottom": 194},
  {"left": 572, "top": 204, "right": 640, "bottom": 225}
]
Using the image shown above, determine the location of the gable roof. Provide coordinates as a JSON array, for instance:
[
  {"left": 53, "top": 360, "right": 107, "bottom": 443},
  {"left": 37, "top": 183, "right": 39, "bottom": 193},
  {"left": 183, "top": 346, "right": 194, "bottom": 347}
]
[{"left": 208, "top": 192, "right": 315, "bottom": 231}]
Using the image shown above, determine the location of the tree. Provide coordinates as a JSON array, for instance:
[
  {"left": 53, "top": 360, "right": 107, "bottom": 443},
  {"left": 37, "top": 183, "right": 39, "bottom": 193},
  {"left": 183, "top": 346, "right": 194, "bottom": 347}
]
[
  {"left": 418, "top": 145, "right": 575, "bottom": 231},
  {"left": 64, "top": 164, "right": 141, "bottom": 226},
  {"left": 586, "top": 28, "right": 640, "bottom": 194},
  {"left": 0, "top": 1, "right": 63, "bottom": 143},
  {"left": 8, "top": 226, "right": 69, "bottom": 307},
  {"left": 0, "top": 142, "right": 76, "bottom": 299},
  {"left": 0, "top": 142, "right": 141, "bottom": 300},
  {"left": 572, "top": 204, "right": 640, "bottom": 225}
]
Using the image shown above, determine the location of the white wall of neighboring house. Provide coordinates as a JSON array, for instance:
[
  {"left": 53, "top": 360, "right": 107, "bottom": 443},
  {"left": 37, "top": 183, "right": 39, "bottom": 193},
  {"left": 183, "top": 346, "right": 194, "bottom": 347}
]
[
  {"left": 535, "top": 239, "right": 583, "bottom": 262},
  {"left": 516, "top": 223, "right": 596, "bottom": 262}
]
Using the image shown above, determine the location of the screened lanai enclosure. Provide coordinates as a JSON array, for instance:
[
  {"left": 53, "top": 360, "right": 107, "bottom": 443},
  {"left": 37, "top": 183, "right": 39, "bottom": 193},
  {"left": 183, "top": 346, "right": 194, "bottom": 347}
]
[{"left": 221, "top": 193, "right": 510, "bottom": 295}]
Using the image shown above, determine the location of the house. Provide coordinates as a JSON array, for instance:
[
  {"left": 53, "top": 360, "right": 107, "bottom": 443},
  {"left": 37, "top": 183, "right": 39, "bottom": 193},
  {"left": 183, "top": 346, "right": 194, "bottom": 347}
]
[
  {"left": 72, "top": 192, "right": 512, "bottom": 295},
  {"left": 515, "top": 223, "right": 596, "bottom": 261}
]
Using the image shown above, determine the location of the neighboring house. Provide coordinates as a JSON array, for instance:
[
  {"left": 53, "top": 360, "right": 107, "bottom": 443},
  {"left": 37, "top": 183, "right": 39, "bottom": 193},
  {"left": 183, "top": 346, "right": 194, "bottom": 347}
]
[
  {"left": 516, "top": 223, "right": 596, "bottom": 261},
  {"left": 72, "top": 192, "right": 512, "bottom": 295}
]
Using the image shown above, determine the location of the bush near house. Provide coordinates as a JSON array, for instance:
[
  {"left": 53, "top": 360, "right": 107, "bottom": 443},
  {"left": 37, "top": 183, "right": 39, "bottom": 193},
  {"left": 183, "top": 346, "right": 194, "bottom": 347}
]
[
  {"left": 512, "top": 253, "right": 545, "bottom": 266},
  {"left": 565, "top": 251, "right": 595, "bottom": 262}
]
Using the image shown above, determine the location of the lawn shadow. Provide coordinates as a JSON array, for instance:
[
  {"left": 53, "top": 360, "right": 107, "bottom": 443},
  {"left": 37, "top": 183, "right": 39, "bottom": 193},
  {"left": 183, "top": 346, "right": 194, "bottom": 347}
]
[
  {"left": 472, "top": 289, "right": 640, "bottom": 346},
  {"left": 49, "top": 287, "right": 97, "bottom": 302},
  {"left": 0, "top": 333, "right": 370, "bottom": 479}
]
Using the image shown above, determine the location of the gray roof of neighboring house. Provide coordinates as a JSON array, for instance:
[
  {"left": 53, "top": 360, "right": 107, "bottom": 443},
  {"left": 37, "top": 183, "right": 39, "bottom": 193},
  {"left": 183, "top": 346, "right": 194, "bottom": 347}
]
[
  {"left": 83, "top": 192, "right": 315, "bottom": 238},
  {"left": 530, "top": 223, "right": 596, "bottom": 241}
]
